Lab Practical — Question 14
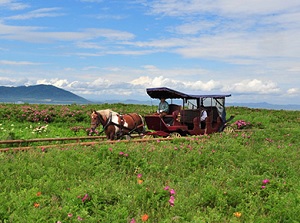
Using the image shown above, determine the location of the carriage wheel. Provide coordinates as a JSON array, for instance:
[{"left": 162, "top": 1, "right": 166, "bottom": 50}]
[
  {"left": 223, "top": 126, "right": 235, "bottom": 134},
  {"left": 169, "top": 132, "right": 182, "bottom": 138},
  {"left": 124, "top": 135, "right": 132, "bottom": 140}
]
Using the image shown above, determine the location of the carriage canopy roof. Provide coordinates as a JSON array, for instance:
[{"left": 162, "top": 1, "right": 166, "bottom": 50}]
[{"left": 146, "top": 87, "right": 231, "bottom": 99}]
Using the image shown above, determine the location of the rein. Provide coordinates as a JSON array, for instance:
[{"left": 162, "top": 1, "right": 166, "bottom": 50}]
[{"left": 92, "top": 111, "right": 112, "bottom": 135}]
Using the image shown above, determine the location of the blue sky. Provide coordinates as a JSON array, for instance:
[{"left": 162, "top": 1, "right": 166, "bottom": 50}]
[{"left": 1, "top": 0, "right": 300, "bottom": 105}]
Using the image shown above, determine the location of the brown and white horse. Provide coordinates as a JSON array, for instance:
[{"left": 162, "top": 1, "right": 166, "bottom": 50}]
[{"left": 90, "top": 109, "right": 145, "bottom": 140}]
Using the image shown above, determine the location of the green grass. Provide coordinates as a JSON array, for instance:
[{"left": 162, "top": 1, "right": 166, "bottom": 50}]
[{"left": 0, "top": 104, "right": 300, "bottom": 222}]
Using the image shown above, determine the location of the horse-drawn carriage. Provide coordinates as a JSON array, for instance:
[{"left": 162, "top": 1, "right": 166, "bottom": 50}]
[
  {"left": 90, "top": 87, "right": 234, "bottom": 140},
  {"left": 144, "top": 87, "right": 234, "bottom": 137}
]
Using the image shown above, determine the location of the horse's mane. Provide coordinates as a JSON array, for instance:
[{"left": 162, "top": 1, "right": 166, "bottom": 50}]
[{"left": 96, "top": 109, "right": 119, "bottom": 118}]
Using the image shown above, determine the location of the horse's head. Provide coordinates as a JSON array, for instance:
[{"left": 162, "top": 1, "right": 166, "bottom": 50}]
[{"left": 90, "top": 110, "right": 101, "bottom": 131}]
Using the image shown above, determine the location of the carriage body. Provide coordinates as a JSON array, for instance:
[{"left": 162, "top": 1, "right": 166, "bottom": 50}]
[{"left": 144, "top": 87, "right": 233, "bottom": 137}]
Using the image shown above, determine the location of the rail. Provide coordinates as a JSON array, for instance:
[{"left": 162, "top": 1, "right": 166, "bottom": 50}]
[{"left": 0, "top": 135, "right": 174, "bottom": 152}]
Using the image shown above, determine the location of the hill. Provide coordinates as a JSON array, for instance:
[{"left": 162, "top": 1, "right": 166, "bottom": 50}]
[
  {"left": 90, "top": 99, "right": 300, "bottom": 110},
  {"left": 0, "top": 85, "right": 91, "bottom": 104}
]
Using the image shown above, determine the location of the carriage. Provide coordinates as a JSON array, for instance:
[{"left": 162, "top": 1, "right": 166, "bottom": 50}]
[{"left": 144, "top": 87, "right": 234, "bottom": 137}]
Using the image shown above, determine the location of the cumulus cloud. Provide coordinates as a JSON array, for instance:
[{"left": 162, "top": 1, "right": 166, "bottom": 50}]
[
  {"left": 36, "top": 79, "right": 69, "bottom": 88},
  {"left": 0, "top": 77, "right": 30, "bottom": 86},
  {"left": 1, "top": 74, "right": 297, "bottom": 103},
  {"left": 223, "top": 79, "right": 280, "bottom": 94},
  {"left": 287, "top": 88, "right": 299, "bottom": 95}
]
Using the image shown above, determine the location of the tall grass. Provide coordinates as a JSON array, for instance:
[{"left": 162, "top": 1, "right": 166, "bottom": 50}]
[{"left": 0, "top": 104, "right": 300, "bottom": 222}]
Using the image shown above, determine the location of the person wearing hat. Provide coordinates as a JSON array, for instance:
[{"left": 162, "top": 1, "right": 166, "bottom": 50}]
[{"left": 157, "top": 97, "right": 169, "bottom": 118}]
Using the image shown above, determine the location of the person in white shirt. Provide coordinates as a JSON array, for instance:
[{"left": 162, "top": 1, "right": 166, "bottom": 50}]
[{"left": 200, "top": 108, "right": 207, "bottom": 129}]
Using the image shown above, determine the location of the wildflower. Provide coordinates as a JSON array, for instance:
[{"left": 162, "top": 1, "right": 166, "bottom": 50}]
[
  {"left": 169, "top": 189, "right": 176, "bottom": 195},
  {"left": 261, "top": 186, "right": 266, "bottom": 189},
  {"left": 164, "top": 186, "right": 170, "bottom": 191},
  {"left": 119, "top": 151, "right": 124, "bottom": 155},
  {"left": 233, "top": 212, "right": 242, "bottom": 218},
  {"left": 262, "top": 179, "right": 270, "bottom": 185},
  {"left": 68, "top": 213, "right": 73, "bottom": 218},
  {"left": 138, "top": 179, "right": 143, "bottom": 184},
  {"left": 130, "top": 218, "right": 136, "bottom": 223},
  {"left": 141, "top": 214, "right": 149, "bottom": 221},
  {"left": 34, "top": 202, "right": 40, "bottom": 208},
  {"left": 36, "top": 191, "right": 42, "bottom": 196},
  {"left": 137, "top": 173, "right": 142, "bottom": 178},
  {"left": 82, "top": 193, "right": 89, "bottom": 202},
  {"left": 169, "top": 196, "right": 175, "bottom": 207},
  {"left": 77, "top": 216, "right": 83, "bottom": 221}
]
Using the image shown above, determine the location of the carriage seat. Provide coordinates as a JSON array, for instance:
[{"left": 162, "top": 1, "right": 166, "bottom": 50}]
[
  {"left": 168, "top": 104, "right": 181, "bottom": 115},
  {"left": 163, "top": 104, "right": 181, "bottom": 125}
]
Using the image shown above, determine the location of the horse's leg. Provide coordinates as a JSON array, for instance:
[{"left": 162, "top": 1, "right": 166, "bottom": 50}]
[{"left": 105, "top": 126, "right": 116, "bottom": 140}]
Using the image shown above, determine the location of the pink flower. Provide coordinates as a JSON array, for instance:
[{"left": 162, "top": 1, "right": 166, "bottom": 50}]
[
  {"left": 137, "top": 174, "right": 142, "bottom": 178},
  {"left": 164, "top": 186, "right": 170, "bottom": 191},
  {"left": 81, "top": 193, "right": 89, "bottom": 202},
  {"left": 119, "top": 151, "right": 124, "bottom": 155},
  {"left": 78, "top": 216, "right": 83, "bottom": 221},
  {"left": 68, "top": 213, "right": 73, "bottom": 218},
  {"left": 261, "top": 186, "right": 266, "bottom": 189},
  {"left": 130, "top": 218, "right": 136, "bottom": 223},
  {"left": 169, "top": 196, "right": 175, "bottom": 207},
  {"left": 262, "top": 179, "right": 270, "bottom": 185},
  {"left": 169, "top": 189, "right": 176, "bottom": 195}
]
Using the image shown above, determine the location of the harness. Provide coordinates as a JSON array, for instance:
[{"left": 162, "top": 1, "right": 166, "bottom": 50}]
[{"left": 98, "top": 111, "right": 144, "bottom": 139}]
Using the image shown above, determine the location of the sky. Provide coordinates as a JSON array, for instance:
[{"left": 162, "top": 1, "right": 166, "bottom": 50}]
[{"left": 1, "top": 0, "right": 300, "bottom": 105}]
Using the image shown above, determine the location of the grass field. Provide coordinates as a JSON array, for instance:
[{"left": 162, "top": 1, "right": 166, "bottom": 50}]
[{"left": 0, "top": 104, "right": 300, "bottom": 222}]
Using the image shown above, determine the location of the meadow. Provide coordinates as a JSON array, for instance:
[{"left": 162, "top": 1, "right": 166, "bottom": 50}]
[{"left": 0, "top": 103, "right": 300, "bottom": 222}]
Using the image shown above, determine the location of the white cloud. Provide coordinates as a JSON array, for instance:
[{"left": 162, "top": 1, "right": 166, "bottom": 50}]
[
  {"left": 223, "top": 79, "right": 280, "bottom": 94},
  {"left": 0, "top": 77, "right": 30, "bottom": 86},
  {"left": 5, "top": 8, "right": 65, "bottom": 20},
  {"left": 0, "top": 0, "right": 29, "bottom": 10},
  {"left": 36, "top": 79, "right": 69, "bottom": 88},
  {"left": 0, "top": 22, "right": 135, "bottom": 43},
  {"left": 147, "top": 0, "right": 300, "bottom": 17},
  {"left": 0, "top": 60, "right": 41, "bottom": 65},
  {"left": 1, "top": 74, "right": 298, "bottom": 104},
  {"left": 287, "top": 88, "right": 299, "bottom": 95}
]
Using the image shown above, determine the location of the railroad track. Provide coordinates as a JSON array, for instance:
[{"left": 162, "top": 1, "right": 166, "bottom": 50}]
[
  {"left": 0, "top": 135, "right": 174, "bottom": 152},
  {"left": 1, "top": 128, "right": 243, "bottom": 152}
]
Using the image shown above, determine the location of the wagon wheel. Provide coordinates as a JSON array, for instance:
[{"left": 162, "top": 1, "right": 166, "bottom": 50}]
[
  {"left": 169, "top": 132, "right": 182, "bottom": 138},
  {"left": 124, "top": 134, "right": 132, "bottom": 140},
  {"left": 223, "top": 125, "right": 235, "bottom": 134}
]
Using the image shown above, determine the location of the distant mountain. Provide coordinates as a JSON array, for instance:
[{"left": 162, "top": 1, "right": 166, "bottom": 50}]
[
  {"left": 0, "top": 84, "right": 91, "bottom": 104},
  {"left": 227, "top": 102, "right": 300, "bottom": 111},
  {"left": 91, "top": 99, "right": 300, "bottom": 111}
]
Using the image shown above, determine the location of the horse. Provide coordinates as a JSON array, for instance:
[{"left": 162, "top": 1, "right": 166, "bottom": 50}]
[{"left": 90, "top": 109, "right": 145, "bottom": 140}]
